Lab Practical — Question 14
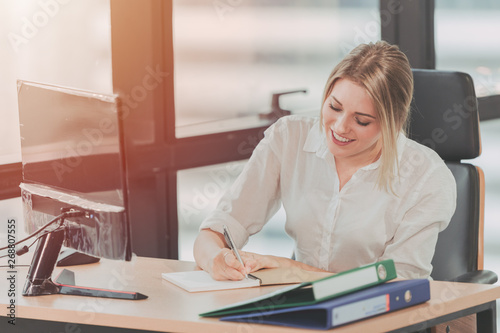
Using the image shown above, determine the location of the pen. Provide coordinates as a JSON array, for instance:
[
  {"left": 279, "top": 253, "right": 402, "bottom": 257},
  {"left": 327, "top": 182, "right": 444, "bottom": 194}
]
[{"left": 222, "top": 224, "right": 248, "bottom": 279}]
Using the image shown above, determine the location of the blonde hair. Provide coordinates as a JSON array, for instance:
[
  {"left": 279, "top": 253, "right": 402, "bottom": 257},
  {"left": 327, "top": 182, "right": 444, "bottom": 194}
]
[{"left": 321, "top": 41, "right": 413, "bottom": 192}]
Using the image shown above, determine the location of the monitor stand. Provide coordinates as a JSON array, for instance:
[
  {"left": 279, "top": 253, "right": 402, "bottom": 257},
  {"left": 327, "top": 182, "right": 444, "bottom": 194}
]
[{"left": 22, "top": 228, "right": 147, "bottom": 300}]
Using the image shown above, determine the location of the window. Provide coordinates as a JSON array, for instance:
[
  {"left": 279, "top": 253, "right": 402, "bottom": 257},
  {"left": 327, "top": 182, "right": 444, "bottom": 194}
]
[
  {"left": 435, "top": 0, "right": 500, "bottom": 97},
  {"left": 173, "top": 0, "right": 381, "bottom": 137}
]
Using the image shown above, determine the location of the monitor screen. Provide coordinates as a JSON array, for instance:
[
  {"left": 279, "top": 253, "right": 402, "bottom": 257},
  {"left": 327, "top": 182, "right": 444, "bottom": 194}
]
[{"left": 17, "top": 80, "right": 132, "bottom": 261}]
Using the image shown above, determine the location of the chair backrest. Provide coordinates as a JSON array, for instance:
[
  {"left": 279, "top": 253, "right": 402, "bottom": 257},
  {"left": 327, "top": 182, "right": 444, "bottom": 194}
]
[{"left": 408, "top": 69, "right": 483, "bottom": 281}]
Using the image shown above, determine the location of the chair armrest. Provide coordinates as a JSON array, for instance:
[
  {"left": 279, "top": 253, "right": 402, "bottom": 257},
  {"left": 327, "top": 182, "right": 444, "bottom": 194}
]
[{"left": 451, "top": 270, "right": 498, "bottom": 284}]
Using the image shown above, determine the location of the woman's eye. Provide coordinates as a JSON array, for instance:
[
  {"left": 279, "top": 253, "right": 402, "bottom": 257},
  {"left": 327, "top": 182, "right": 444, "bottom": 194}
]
[
  {"left": 329, "top": 103, "right": 341, "bottom": 112},
  {"left": 356, "top": 118, "right": 370, "bottom": 126}
]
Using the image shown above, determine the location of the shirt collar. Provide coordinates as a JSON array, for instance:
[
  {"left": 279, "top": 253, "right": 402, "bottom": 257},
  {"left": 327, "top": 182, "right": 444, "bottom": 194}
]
[{"left": 303, "top": 121, "right": 330, "bottom": 159}]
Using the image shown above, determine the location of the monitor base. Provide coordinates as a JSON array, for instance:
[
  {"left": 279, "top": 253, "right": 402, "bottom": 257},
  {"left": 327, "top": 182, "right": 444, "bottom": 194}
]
[{"left": 22, "top": 227, "right": 147, "bottom": 300}]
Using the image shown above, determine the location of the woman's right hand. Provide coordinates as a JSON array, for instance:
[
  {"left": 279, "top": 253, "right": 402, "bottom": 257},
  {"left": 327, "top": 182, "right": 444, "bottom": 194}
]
[
  {"left": 194, "top": 228, "right": 251, "bottom": 281},
  {"left": 208, "top": 248, "right": 249, "bottom": 281}
]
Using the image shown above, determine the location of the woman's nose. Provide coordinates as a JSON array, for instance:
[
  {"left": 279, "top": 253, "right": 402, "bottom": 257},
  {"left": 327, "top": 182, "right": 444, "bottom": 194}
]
[{"left": 334, "top": 113, "right": 350, "bottom": 134}]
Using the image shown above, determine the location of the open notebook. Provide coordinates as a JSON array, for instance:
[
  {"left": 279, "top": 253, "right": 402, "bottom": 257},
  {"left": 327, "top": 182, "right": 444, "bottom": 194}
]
[{"left": 162, "top": 267, "right": 333, "bottom": 292}]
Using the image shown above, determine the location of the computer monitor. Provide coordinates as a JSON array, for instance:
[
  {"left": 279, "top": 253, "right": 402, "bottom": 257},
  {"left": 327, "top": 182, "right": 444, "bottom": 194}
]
[{"left": 17, "top": 80, "right": 146, "bottom": 300}]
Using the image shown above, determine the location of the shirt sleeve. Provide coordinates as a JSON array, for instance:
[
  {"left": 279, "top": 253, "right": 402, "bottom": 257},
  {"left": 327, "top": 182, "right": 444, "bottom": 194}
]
[
  {"left": 198, "top": 119, "right": 287, "bottom": 249},
  {"left": 380, "top": 164, "right": 457, "bottom": 279}
]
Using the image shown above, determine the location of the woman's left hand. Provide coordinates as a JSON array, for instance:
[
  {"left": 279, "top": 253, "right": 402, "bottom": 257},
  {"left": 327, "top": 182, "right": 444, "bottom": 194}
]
[
  {"left": 238, "top": 251, "right": 327, "bottom": 273},
  {"left": 239, "top": 251, "right": 280, "bottom": 273}
]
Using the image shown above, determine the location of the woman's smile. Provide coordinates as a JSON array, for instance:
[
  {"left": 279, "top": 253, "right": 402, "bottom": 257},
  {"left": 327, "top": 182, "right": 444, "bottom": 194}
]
[{"left": 331, "top": 130, "right": 355, "bottom": 144}]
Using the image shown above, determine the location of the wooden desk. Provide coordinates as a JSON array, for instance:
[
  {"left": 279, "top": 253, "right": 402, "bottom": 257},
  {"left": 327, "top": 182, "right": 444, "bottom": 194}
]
[{"left": 1, "top": 256, "right": 499, "bottom": 332}]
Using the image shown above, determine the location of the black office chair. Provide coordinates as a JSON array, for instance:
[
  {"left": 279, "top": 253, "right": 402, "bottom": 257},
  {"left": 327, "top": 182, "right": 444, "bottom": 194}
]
[{"left": 409, "top": 69, "right": 498, "bottom": 285}]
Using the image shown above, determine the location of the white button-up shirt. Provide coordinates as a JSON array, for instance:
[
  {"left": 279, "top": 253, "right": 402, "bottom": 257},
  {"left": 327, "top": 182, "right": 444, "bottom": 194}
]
[{"left": 200, "top": 115, "right": 457, "bottom": 279}]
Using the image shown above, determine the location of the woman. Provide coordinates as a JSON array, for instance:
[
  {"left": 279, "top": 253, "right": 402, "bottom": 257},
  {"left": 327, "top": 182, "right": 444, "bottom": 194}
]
[{"left": 193, "top": 41, "right": 456, "bottom": 280}]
